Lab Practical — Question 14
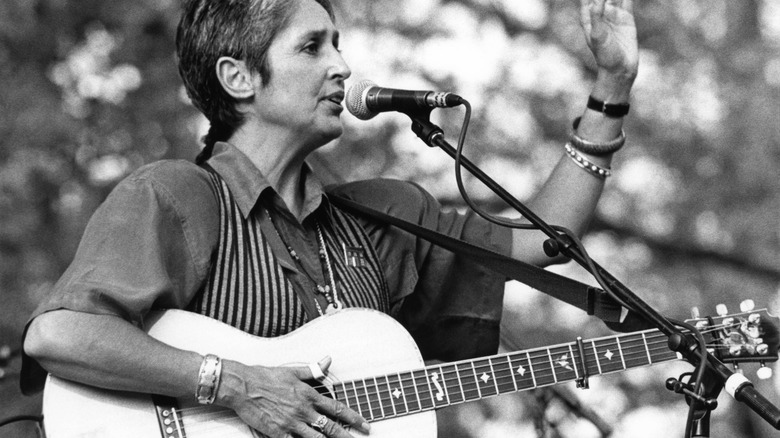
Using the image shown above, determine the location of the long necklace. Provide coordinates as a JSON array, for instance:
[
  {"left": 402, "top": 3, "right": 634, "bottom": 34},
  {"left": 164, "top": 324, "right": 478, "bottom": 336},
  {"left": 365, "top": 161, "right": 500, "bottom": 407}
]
[
  {"left": 316, "top": 223, "right": 343, "bottom": 314},
  {"left": 265, "top": 209, "right": 342, "bottom": 315}
]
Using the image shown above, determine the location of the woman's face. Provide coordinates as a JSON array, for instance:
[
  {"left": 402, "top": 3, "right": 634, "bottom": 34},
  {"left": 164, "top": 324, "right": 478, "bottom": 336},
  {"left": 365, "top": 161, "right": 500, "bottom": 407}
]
[{"left": 251, "top": 0, "right": 351, "bottom": 147}]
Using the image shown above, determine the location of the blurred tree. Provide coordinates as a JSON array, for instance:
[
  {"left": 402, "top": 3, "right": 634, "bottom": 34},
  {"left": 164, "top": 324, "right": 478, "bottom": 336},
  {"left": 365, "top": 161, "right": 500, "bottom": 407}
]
[{"left": 1, "top": 0, "right": 779, "bottom": 436}]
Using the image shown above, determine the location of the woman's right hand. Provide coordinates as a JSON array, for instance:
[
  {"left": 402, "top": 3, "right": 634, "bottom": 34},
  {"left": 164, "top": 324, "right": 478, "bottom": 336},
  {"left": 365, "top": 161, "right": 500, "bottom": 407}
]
[{"left": 216, "top": 357, "right": 370, "bottom": 437}]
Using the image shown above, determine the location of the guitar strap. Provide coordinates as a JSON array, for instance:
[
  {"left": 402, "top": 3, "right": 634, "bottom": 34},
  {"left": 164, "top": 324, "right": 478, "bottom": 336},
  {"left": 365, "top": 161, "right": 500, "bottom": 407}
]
[{"left": 329, "top": 194, "right": 633, "bottom": 327}]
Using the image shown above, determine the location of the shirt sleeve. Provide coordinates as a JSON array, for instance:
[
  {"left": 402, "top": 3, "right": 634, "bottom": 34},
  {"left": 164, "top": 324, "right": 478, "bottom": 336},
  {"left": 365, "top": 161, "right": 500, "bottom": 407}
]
[
  {"left": 328, "top": 179, "right": 512, "bottom": 362},
  {"left": 20, "top": 160, "right": 218, "bottom": 393}
]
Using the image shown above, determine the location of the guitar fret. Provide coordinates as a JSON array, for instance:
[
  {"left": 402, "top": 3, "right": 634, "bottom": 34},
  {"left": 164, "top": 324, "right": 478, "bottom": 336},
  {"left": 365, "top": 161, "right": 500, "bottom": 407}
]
[
  {"left": 550, "top": 346, "right": 578, "bottom": 383},
  {"left": 333, "top": 383, "right": 345, "bottom": 407},
  {"left": 491, "top": 355, "right": 515, "bottom": 394},
  {"left": 505, "top": 355, "right": 520, "bottom": 392},
  {"left": 411, "top": 370, "right": 432, "bottom": 410},
  {"left": 351, "top": 381, "right": 366, "bottom": 418},
  {"left": 642, "top": 333, "right": 652, "bottom": 364},
  {"left": 456, "top": 362, "right": 479, "bottom": 401},
  {"left": 526, "top": 351, "right": 537, "bottom": 388},
  {"left": 436, "top": 366, "right": 452, "bottom": 405},
  {"left": 401, "top": 372, "right": 419, "bottom": 412},
  {"left": 365, "top": 378, "right": 382, "bottom": 420},
  {"left": 388, "top": 373, "right": 409, "bottom": 415},
  {"left": 313, "top": 326, "right": 705, "bottom": 425},
  {"left": 383, "top": 375, "right": 398, "bottom": 417},
  {"left": 440, "top": 364, "right": 461, "bottom": 405},
  {"left": 80, "top": 309, "right": 750, "bottom": 438},
  {"left": 616, "top": 338, "right": 627, "bottom": 369},
  {"left": 621, "top": 336, "right": 653, "bottom": 368},
  {"left": 488, "top": 358, "right": 500, "bottom": 394},
  {"left": 453, "top": 364, "right": 466, "bottom": 403},
  {"left": 592, "top": 338, "right": 623, "bottom": 373},
  {"left": 470, "top": 362, "right": 483, "bottom": 399},
  {"left": 546, "top": 349, "right": 558, "bottom": 383},
  {"left": 568, "top": 345, "right": 580, "bottom": 381},
  {"left": 591, "top": 340, "right": 603, "bottom": 374},
  {"left": 477, "top": 359, "right": 499, "bottom": 397},
  {"left": 373, "top": 377, "right": 387, "bottom": 418},
  {"left": 421, "top": 369, "right": 437, "bottom": 408}
]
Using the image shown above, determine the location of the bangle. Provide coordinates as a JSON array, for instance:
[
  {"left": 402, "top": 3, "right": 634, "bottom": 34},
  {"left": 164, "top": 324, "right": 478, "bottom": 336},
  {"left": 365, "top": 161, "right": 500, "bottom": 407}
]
[
  {"left": 195, "top": 354, "right": 222, "bottom": 405},
  {"left": 587, "top": 95, "right": 630, "bottom": 118},
  {"left": 564, "top": 143, "right": 612, "bottom": 179},
  {"left": 570, "top": 117, "right": 626, "bottom": 156}
]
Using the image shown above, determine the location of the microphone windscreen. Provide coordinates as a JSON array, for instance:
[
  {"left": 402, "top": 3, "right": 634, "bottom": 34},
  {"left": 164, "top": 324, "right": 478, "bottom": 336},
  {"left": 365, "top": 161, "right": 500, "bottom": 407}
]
[{"left": 345, "top": 80, "right": 377, "bottom": 120}]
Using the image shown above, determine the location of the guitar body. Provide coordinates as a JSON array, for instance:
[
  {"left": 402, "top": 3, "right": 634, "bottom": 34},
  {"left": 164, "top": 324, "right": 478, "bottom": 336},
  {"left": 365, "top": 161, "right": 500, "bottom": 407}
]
[
  {"left": 43, "top": 308, "right": 436, "bottom": 438},
  {"left": 43, "top": 306, "right": 779, "bottom": 437}
]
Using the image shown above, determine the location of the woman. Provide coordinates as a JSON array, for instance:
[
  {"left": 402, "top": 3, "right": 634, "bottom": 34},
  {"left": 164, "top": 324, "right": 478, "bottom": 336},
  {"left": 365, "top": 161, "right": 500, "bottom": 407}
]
[{"left": 23, "top": 0, "right": 638, "bottom": 437}]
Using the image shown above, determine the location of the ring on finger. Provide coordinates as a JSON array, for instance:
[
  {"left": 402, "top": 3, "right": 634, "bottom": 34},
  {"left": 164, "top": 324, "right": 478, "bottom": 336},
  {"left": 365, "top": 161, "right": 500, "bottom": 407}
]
[{"left": 311, "top": 415, "right": 329, "bottom": 433}]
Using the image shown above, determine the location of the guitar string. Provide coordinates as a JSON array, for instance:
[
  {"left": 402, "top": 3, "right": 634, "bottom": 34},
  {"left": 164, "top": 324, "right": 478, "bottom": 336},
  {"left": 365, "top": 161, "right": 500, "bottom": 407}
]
[
  {"left": 167, "top": 323, "right": 744, "bottom": 423},
  {"left": 172, "top": 341, "right": 696, "bottom": 435},
  {"left": 341, "top": 342, "right": 681, "bottom": 415},
  {"left": 171, "top": 324, "right": 738, "bottom": 420},
  {"left": 176, "top": 320, "right": 743, "bottom": 418},
  {"left": 169, "top": 340, "right": 716, "bottom": 425}
]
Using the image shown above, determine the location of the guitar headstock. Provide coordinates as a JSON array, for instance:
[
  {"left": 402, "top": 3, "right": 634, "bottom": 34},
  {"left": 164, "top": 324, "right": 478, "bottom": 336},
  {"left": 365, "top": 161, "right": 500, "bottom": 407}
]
[{"left": 687, "top": 302, "right": 780, "bottom": 379}]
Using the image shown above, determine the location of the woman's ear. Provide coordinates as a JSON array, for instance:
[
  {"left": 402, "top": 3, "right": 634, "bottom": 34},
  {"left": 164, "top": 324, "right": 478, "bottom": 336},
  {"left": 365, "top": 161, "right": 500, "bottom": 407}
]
[{"left": 215, "top": 56, "right": 256, "bottom": 99}]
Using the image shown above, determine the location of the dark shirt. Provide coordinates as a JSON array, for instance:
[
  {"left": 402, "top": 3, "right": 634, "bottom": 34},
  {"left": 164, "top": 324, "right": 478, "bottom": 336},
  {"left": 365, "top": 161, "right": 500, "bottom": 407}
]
[{"left": 21, "top": 142, "right": 512, "bottom": 392}]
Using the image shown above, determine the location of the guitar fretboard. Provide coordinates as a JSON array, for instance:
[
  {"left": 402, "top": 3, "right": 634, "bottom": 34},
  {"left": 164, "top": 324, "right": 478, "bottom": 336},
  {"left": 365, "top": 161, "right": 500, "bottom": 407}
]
[{"left": 331, "top": 329, "right": 678, "bottom": 422}]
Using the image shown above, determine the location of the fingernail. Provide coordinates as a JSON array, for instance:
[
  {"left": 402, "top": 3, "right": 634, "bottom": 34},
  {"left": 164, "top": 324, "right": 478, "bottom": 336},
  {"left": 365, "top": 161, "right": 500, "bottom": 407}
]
[{"left": 361, "top": 422, "right": 370, "bottom": 432}]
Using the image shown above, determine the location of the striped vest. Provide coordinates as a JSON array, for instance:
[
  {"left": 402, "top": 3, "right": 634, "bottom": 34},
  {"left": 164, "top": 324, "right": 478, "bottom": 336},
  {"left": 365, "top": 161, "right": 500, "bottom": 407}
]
[{"left": 188, "top": 170, "right": 390, "bottom": 337}]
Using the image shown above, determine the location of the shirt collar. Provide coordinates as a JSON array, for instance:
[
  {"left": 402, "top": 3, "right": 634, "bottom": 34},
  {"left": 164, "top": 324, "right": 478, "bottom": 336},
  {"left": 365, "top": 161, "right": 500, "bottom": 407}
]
[{"left": 206, "top": 142, "right": 327, "bottom": 221}]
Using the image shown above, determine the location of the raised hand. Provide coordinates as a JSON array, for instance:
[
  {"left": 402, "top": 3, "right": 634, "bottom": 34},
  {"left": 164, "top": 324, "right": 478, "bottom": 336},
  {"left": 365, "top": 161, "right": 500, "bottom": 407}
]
[{"left": 579, "top": 0, "right": 639, "bottom": 78}]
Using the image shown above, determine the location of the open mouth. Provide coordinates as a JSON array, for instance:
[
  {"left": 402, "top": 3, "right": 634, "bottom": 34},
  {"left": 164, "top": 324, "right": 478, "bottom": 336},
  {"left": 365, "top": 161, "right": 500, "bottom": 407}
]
[{"left": 326, "top": 91, "right": 345, "bottom": 106}]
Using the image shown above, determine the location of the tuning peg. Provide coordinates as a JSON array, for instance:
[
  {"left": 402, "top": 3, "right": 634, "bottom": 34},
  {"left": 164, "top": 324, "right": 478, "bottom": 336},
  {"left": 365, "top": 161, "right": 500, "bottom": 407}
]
[
  {"left": 757, "top": 343, "right": 769, "bottom": 355},
  {"left": 748, "top": 313, "right": 761, "bottom": 324},
  {"left": 740, "top": 300, "right": 756, "bottom": 312},
  {"left": 716, "top": 304, "right": 728, "bottom": 316},
  {"left": 690, "top": 307, "right": 701, "bottom": 319},
  {"left": 757, "top": 362, "right": 773, "bottom": 380}
]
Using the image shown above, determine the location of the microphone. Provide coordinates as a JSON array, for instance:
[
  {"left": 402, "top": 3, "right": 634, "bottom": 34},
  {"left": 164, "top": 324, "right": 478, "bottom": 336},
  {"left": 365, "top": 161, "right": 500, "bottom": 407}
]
[{"left": 346, "top": 80, "right": 464, "bottom": 120}]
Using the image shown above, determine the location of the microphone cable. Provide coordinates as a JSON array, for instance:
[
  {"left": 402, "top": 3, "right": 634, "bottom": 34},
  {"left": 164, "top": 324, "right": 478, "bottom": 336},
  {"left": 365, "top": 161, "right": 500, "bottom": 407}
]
[
  {"left": 450, "top": 99, "right": 636, "bottom": 313},
  {"left": 449, "top": 105, "right": 710, "bottom": 435}
]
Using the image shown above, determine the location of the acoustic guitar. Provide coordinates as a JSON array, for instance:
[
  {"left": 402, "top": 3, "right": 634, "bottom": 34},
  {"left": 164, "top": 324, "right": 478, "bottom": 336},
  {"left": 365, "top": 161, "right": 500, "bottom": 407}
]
[{"left": 42, "top": 307, "right": 779, "bottom": 437}]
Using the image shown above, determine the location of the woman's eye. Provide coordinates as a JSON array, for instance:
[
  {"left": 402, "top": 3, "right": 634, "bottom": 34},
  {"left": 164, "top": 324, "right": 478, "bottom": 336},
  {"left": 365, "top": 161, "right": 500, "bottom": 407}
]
[{"left": 303, "top": 42, "right": 319, "bottom": 54}]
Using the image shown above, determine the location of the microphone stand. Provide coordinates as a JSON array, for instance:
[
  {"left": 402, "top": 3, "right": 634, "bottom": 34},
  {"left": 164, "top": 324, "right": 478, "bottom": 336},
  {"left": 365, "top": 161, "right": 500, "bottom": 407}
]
[{"left": 402, "top": 108, "right": 780, "bottom": 435}]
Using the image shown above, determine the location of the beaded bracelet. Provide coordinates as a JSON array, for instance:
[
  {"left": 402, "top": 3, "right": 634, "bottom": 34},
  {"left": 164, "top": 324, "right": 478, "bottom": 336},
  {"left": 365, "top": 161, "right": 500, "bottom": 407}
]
[
  {"left": 195, "top": 354, "right": 222, "bottom": 405},
  {"left": 564, "top": 143, "right": 612, "bottom": 179},
  {"left": 570, "top": 116, "right": 626, "bottom": 156}
]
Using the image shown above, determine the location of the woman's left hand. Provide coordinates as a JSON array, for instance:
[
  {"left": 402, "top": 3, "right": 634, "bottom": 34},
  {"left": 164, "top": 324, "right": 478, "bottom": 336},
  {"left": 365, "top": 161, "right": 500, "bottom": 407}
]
[{"left": 579, "top": 0, "right": 639, "bottom": 79}]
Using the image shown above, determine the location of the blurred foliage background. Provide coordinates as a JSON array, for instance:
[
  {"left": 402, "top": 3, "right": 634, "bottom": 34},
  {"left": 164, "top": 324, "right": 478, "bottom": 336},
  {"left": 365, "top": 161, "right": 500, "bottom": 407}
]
[{"left": 1, "top": 0, "right": 779, "bottom": 436}]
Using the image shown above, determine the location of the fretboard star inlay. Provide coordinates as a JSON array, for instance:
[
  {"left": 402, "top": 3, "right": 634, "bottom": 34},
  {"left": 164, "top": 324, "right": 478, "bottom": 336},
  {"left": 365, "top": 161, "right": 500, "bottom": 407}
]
[
  {"left": 516, "top": 365, "right": 526, "bottom": 376},
  {"left": 556, "top": 354, "right": 573, "bottom": 371},
  {"left": 480, "top": 373, "right": 491, "bottom": 383},
  {"left": 392, "top": 388, "right": 402, "bottom": 399},
  {"left": 604, "top": 349, "right": 614, "bottom": 360}
]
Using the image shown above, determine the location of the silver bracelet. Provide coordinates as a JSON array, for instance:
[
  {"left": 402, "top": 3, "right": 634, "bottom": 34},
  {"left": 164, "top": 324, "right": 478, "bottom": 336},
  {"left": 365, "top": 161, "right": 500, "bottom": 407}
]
[
  {"left": 564, "top": 143, "right": 612, "bottom": 179},
  {"left": 195, "top": 354, "right": 222, "bottom": 405},
  {"left": 570, "top": 117, "right": 626, "bottom": 156}
]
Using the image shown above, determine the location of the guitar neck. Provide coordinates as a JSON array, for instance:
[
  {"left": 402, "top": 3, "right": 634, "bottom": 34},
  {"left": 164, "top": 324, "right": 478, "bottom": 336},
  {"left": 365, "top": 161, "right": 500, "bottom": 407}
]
[{"left": 332, "top": 328, "right": 678, "bottom": 422}]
